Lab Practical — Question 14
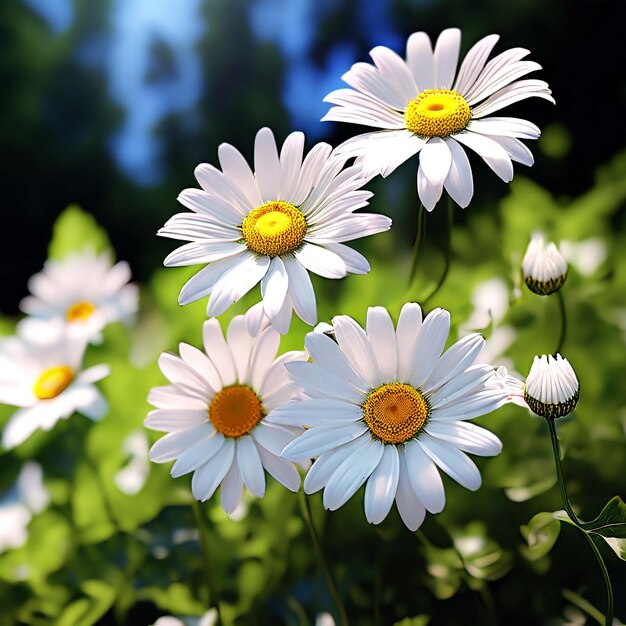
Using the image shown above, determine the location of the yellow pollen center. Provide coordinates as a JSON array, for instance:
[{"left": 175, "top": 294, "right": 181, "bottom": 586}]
[
  {"left": 209, "top": 385, "right": 264, "bottom": 438},
  {"left": 66, "top": 301, "right": 97, "bottom": 323},
  {"left": 405, "top": 89, "right": 472, "bottom": 138},
  {"left": 363, "top": 383, "right": 429, "bottom": 444},
  {"left": 33, "top": 366, "right": 74, "bottom": 400},
  {"left": 241, "top": 201, "right": 307, "bottom": 257}
]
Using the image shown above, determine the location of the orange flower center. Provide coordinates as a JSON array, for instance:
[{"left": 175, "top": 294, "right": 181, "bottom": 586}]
[{"left": 209, "top": 385, "right": 264, "bottom": 438}]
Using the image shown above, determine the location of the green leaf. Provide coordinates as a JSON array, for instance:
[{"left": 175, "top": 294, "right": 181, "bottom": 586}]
[
  {"left": 71, "top": 462, "right": 115, "bottom": 544},
  {"left": 581, "top": 496, "right": 626, "bottom": 538},
  {"left": 520, "top": 512, "right": 561, "bottom": 561},
  {"left": 55, "top": 580, "right": 116, "bottom": 626},
  {"left": 601, "top": 537, "right": 626, "bottom": 561},
  {"left": 48, "top": 204, "right": 111, "bottom": 260}
]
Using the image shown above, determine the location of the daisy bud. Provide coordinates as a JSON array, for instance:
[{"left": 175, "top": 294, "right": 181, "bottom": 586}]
[
  {"left": 522, "top": 233, "right": 568, "bottom": 296},
  {"left": 523, "top": 354, "right": 579, "bottom": 419}
]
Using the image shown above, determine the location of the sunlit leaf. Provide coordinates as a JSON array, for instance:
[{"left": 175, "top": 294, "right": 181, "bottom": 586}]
[
  {"left": 48, "top": 204, "right": 111, "bottom": 260},
  {"left": 520, "top": 512, "right": 561, "bottom": 561}
]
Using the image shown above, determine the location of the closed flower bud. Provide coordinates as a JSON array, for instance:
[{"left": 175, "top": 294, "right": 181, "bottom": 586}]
[
  {"left": 524, "top": 354, "right": 579, "bottom": 418},
  {"left": 522, "top": 233, "right": 568, "bottom": 296}
]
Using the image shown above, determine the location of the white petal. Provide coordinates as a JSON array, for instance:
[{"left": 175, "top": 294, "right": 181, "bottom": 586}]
[
  {"left": 191, "top": 439, "right": 235, "bottom": 501},
  {"left": 279, "top": 131, "right": 305, "bottom": 200},
  {"left": 179, "top": 343, "right": 223, "bottom": 392},
  {"left": 417, "top": 164, "right": 443, "bottom": 212},
  {"left": 257, "top": 446, "right": 301, "bottom": 492},
  {"left": 431, "top": 387, "right": 507, "bottom": 420},
  {"left": 323, "top": 438, "right": 383, "bottom": 511},
  {"left": 236, "top": 435, "right": 266, "bottom": 498},
  {"left": 254, "top": 127, "right": 281, "bottom": 202},
  {"left": 164, "top": 242, "right": 247, "bottom": 267},
  {"left": 453, "top": 34, "right": 500, "bottom": 95},
  {"left": 318, "top": 243, "right": 371, "bottom": 274},
  {"left": 425, "top": 420, "right": 502, "bottom": 456},
  {"left": 267, "top": 398, "right": 363, "bottom": 428},
  {"left": 171, "top": 431, "right": 225, "bottom": 477},
  {"left": 281, "top": 422, "right": 368, "bottom": 460},
  {"left": 283, "top": 255, "right": 317, "bottom": 326},
  {"left": 218, "top": 142, "right": 262, "bottom": 209},
  {"left": 408, "top": 308, "right": 450, "bottom": 389},
  {"left": 419, "top": 138, "right": 453, "bottom": 186},
  {"left": 418, "top": 433, "right": 482, "bottom": 490},
  {"left": 251, "top": 422, "right": 298, "bottom": 456},
  {"left": 220, "top": 461, "right": 244, "bottom": 515},
  {"left": 78, "top": 364, "right": 110, "bottom": 384},
  {"left": 443, "top": 138, "right": 474, "bottom": 208},
  {"left": 369, "top": 45, "right": 418, "bottom": 105},
  {"left": 258, "top": 349, "right": 308, "bottom": 399},
  {"left": 249, "top": 327, "right": 281, "bottom": 390},
  {"left": 488, "top": 135, "right": 534, "bottom": 166},
  {"left": 285, "top": 361, "right": 367, "bottom": 404},
  {"left": 293, "top": 243, "right": 347, "bottom": 279},
  {"left": 2, "top": 407, "right": 46, "bottom": 449},
  {"left": 366, "top": 307, "right": 398, "bottom": 383},
  {"left": 226, "top": 315, "right": 252, "bottom": 384},
  {"left": 404, "top": 440, "right": 445, "bottom": 514},
  {"left": 149, "top": 424, "right": 214, "bottom": 463},
  {"left": 333, "top": 315, "right": 379, "bottom": 387},
  {"left": 471, "top": 79, "right": 554, "bottom": 119},
  {"left": 261, "top": 256, "right": 289, "bottom": 319},
  {"left": 395, "top": 447, "right": 427, "bottom": 531},
  {"left": 202, "top": 319, "right": 236, "bottom": 386},
  {"left": 292, "top": 143, "right": 333, "bottom": 206},
  {"left": 433, "top": 28, "right": 460, "bottom": 89},
  {"left": 396, "top": 302, "right": 423, "bottom": 381},
  {"left": 452, "top": 132, "right": 514, "bottom": 182},
  {"left": 158, "top": 353, "right": 211, "bottom": 395},
  {"left": 406, "top": 31, "right": 434, "bottom": 91},
  {"left": 364, "top": 444, "right": 400, "bottom": 524},
  {"left": 145, "top": 408, "right": 208, "bottom": 432},
  {"left": 148, "top": 385, "right": 208, "bottom": 410}
]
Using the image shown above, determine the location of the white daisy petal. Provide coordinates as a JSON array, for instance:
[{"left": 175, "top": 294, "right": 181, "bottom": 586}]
[
  {"left": 420, "top": 138, "right": 453, "bottom": 187},
  {"left": 218, "top": 142, "right": 262, "bottom": 209},
  {"left": 293, "top": 243, "right": 347, "bottom": 279},
  {"left": 283, "top": 255, "right": 317, "bottom": 325},
  {"left": 369, "top": 45, "right": 418, "bottom": 104},
  {"left": 443, "top": 138, "right": 474, "bottom": 208},
  {"left": 202, "top": 319, "right": 237, "bottom": 386},
  {"left": 279, "top": 131, "right": 305, "bottom": 199},
  {"left": 251, "top": 422, "right": 297, "bottom": 457},
  {"left": 281, "top": 422, "right": 368, "bottom": 461},
  {"left": 257, "top": 446, "right": 301, "bottom": 492},
  {"left": 406, "top": 31, "right": 434, "bottom": 91},
  {"left": 453, "top": 132, "right": 514, "bottom": 182},
  {"left": 333, "top": 315, "right": 378, "bottom": 387},
  {"left": 453, "top": 34, "right": 500, "bottom": 95},
  {"left": 366, "top": 307, "right": 398, "bottom": 383},
  {"left": 395, "top": 447, "right": 427, "bottom": 531},
  {"left": 267, "top": 398, "right": 363, "bottom": 428},
  {"left": 418, "top": 433, "right": 482, "bottom": 491},
  {"left": 417, "top": 164, "right": 443, "bottom": 212},
  {"left": 254, "top": 127, "right": 281, "bottom": 201},
  {"left": 323, "top": 437, "right": 384, "bottom": 511},
  {"left": 179, "top": 343, "right": 223, "bottom": 392},
  {"left": 404, "top": 440, "right": 445, "bottom": 514},
  {"left": 171, "top": 431, "right": 224, "bottom": 478},
  {"left": 226, "top": 315, "right": 252, "bottom": 384},
  {"left": 261, "top": 256, "right": 289, "bottom": 320},
  {"left": 191, "top": 439, "right": 235, "bottom": 502},
  {"left": 145, "top": 409, "right": 208, "bottom": 432},
  {"left": 249, "top": 328, "right": 281, "bottom": 390},
  {"left": 409, "top": 308, "right": 450, "bottom": 389},
  {"left": 149, "top": 424, "right": 215, "bottom": 463},
  {"left": 236, "top": 435, "right": 266, "bottom": 498},
  {"left": 364, "top": 444, "right": 400, "bottom": 524},
  {"left": 220, "top": 462, "right": 244, "bottom": 515},
  {"left": 319, "top": 242, "right": 371, "bottom": 274},
  {"left": 425, "top": 420, "right": 502, "bottom": 456},
  {"left": 396, "top": 302, "right": 423, "bottom": 381},
  {"left": 164, "top": 242, "right": 246, "bottom": 268},
  {"left": 488, "top": 135, "right": 534, "bottom": 166},
  {"left": 433, "top": 28, "right": 461, "bottom": 90}
]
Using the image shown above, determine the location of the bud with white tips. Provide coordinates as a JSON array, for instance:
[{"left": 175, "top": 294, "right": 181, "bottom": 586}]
[
  {"left": 522, "top": 233, "right": 568, "bottom": 296},
  {"left": 524, "top": 354, "right": 579, "bottom": 418}
]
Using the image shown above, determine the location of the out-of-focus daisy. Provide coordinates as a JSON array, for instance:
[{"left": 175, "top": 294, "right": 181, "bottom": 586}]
[
  {"left": 114, "top": 430, "right": 150, "bottom": 495},
  {"left": 276, "top": 303, "right": 507, "bottom": 531},
  {"left": 158, "top": 127, "right": 391, "bottom": 334},
  {"left": 323, "top": 28, "right": 553, "bottom": 211},
  {"left": 0, "top": 320, "right": 109, "bottom": 449},
  {"left": 152, "top": 609, "right": 217, "bottom": 626},
  {"left": 19, "top": 249, "right": 139, "bottom": 341},
  {"left": 0, "top": 462, "right": 49, "bottom": 554},
  {"left": 523, "top": 354, "right": 579, "bottom": 419},
  {"left": 145, "top": 316, "right": 309, "bottom": 514},
  {"left": 522, "top": 233, "right": 568, "bottom": 295}
]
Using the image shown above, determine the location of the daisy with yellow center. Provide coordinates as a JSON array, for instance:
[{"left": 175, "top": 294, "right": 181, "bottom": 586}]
[
  {"left": 275, "top": 303, "right": 508, "bottom": 530},
  {"left": 19, "top": 249, "right": 138, "bottom": 342},
  {"left": 323, "top": 28, "right": 554, "bottom": 211},
  {"left": 158, "top": 127, "right": 392, "bottom": 335},
  {"left": 0, "top": 319, "right": 109, "bottom": 449},
  {"left": 145, "top": 316, "right": 310, "bottom": 513}
]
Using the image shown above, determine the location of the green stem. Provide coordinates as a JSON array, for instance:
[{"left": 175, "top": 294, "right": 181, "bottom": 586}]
[
  {"left": 191, "top": 500, "right": 223, "bottom": 625},
  {"left": 555, "top": 289, "right": 567, "bottom": 355},
  {"left": 546, "top": 419, "right": 614, "bottom": 626},
  {"left": 409, "top": 203, "right": 426, "bottom": 286},
  {"left": 300, "top": 493, "right": 349, "bottom": 626},
  {"left": 422, "top": 197, "right": 454, "bottom": 307}
]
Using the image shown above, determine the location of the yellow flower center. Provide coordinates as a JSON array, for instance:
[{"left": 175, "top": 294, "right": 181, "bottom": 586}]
[
  {"left": 209, "top": 385, "right": 264, "bottom": 438},
  {"left": 66, "top": 301, "right": 97, "bottom": 323},
  {"left": 363, "top": 382, "right": 430, "bottom": 444},
  {"left": 241, "top": 201, "right": 307, "bottom": 257},
  {"left": 33, "top": 366, "right": 75, "bottom": 400},
  {"left": 405, "top": 89, "right": 472, "bottom": 138}
]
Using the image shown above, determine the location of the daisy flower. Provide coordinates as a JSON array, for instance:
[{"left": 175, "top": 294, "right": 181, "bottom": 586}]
[
  {"left": 19, "top": 249, "right": 139, "bottom": 342},
  {"left": 158, "top": 127, "right": 391, "bottom": 334},
  {"left": 0, "top": 320, "right": 110, "bottom": 449},
  {"left": 323, "top": 28, "right": 554, "bottom": 210},
  {"left": 522, "top": 232, "right": 568, "bottom": 295},
  {"left": 523, "top": 354, "right": 579, "bottom": 419},
  {"left": 276, "top": 303, "right": 508, "bottom": 531},
  {"left": 145, "top": 316, "right": 309, "bottom": 513}
]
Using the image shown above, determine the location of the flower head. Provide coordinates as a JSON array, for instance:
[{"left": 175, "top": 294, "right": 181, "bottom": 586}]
[
  {"left": 522, "top": 233, "right": 568, "bottom": 295},
  {"left": 159, "top": 128, "right": 391, "bottom": 334},
  {"left": 523, "top": 354, "right": 579, "bottom": 418},
  {"left": 19, "top": 249, "right": 138, "bottom": 342},
  {"left": 0, "top": 320, "right": 109, "bottom": 448},
  {"left": 275, "top": 303, "right": 508, "bottom": 531},
  {"left": 145, "top": 316, "right": 309, "bottom": 514},
  {"left": 323, "top": 28, "right": 553, "bottom": 211}
]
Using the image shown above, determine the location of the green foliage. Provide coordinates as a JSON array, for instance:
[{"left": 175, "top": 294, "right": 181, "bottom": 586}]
[{"left": 48, "top": 205, "right": 112, "bottom": 260}]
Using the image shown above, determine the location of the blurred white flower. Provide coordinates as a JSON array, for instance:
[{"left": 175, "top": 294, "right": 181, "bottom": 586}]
[
  {"left": 278, "top": 304, "right": 507, "bottom": 531},
  {"left": 463, "top": 278, "right": 509, "bottom": 330},
  {"left": 0, "top": 320, "right": 109, "bottom": 449},
  {"left": 146, "top": 316, "right": 309, "bottom": 514},
  {"left": 114, "top": 430, "right": 150, "bottom": 495},
  {"left": 324, "top": 28, "right": 553, "bottom": 210},
  {"left": 158, "top": 127, "right": 391, "bottom": 334},
  {"left": 152, "top": 609, "right": 218, "bottom": 626},
  {"left": 19, "top": 249, "right": 138, "bottom": 342},
  {"left": 522, "top": 233, "right": 568, "bottom": 296},
  {"left": 560, "top": 237, "right": 607, "bottom": 277},
  {"left": 316, "top": 613, "right": 336, "bottom": 626},
  {"left": 0, "top": 462, "right": 50, "bottom": 554}
]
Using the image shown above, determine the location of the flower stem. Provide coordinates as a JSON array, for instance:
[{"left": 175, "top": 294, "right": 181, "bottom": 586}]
[
  {"left": 422, "top": 197, "right": 453, "bottom": 307},
  {"left": 191, "top": 500, "right": 223, "bottom": 625},
  {"left": 555, "top": 289, "right": 567, "bottom": 355},
  {"left": 546, "top": 418, "right": 614, "bottom": 626},
  {"left": 300, "top": 492, "right": 349, "bottom": 626},
  {"left": 409, "top": 203, "right": 426, "bottom": 286}
]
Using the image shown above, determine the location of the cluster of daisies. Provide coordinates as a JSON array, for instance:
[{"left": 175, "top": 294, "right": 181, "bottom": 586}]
[
  {"left": 144, "top": 28, "right": 579, "bottom": 531},
  {"left": 0, "top": 27, "right": 581, "bottom": 535}
]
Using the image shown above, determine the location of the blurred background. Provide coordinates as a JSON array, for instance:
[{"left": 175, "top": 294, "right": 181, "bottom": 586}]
[
  {"left": 1, "top": 1, "right": 626, "bottom": 625},
  {"left": 1, "top": 0, "right": 625, "bottom": 313}
]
